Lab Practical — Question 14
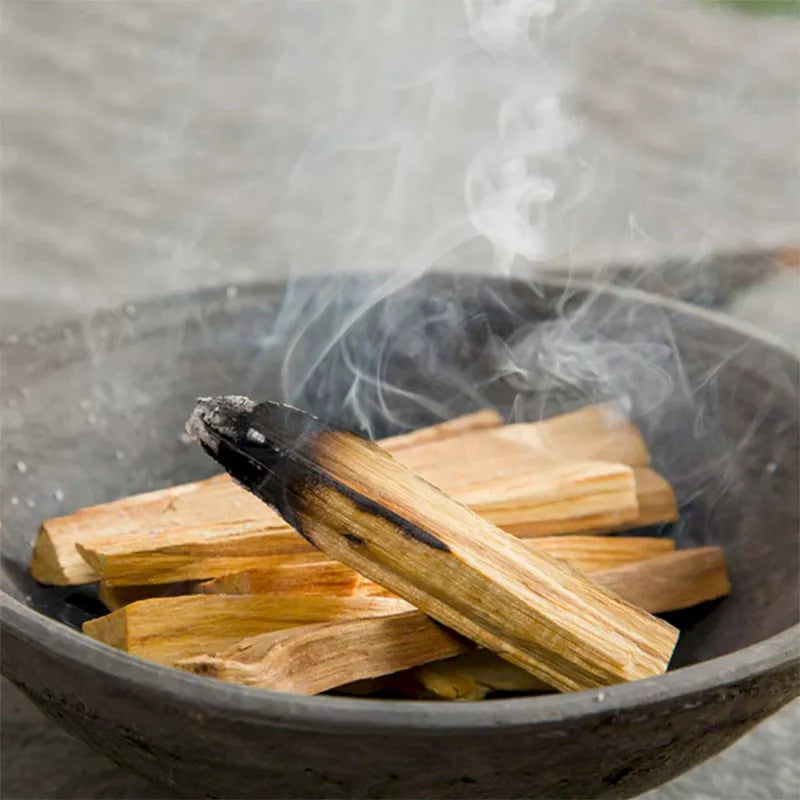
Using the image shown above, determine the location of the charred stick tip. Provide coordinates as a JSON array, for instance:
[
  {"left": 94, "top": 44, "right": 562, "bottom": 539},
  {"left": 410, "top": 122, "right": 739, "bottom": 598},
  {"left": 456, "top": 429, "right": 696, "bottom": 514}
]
[{"left": 186, "top": 395, "right": 257, "bottom": 453}]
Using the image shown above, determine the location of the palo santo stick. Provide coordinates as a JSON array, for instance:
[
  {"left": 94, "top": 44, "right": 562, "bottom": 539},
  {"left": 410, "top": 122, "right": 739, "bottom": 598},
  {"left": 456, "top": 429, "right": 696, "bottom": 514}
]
[
  {"left": 377, "top": 409, "right": 503, "bottom": 451},
  {"left": 577, "top": 467, "right": 679, "bottom": 535},
  {"left": 71, "top": 464, "right": 657, "bottom": 587},
  {"left": 180, "top": 546, "right": 728, "bottom": 695},
  {"left": 461, "top": 461, "right": 639, "bottom": 536},
  {"left": 82, "top": 594, "right": 411, "bottom": 666},
  {"left": 397, "top": 402, "right": 650, "bottom": 490},
  {"left": 198, "top": 560, "right": 379, "bottom": 598},
  {"left": 177, "top": 611, "right": 466, "bottom": 694},
  {"left": 199, "top": 536, "right": 676, "bottom": 598},
  {"left": 32, "top": 402, "right": 649, "bottom": 585},
  {"left": 75, "top": 521, "right": 324, "bottom": 587},
  {"left": 631, "top": 467, "right": 680, "bottom": 528},
  {"left": 31, "top": 410, "right": 501, "bottom": 586},
  {"left": 593, "top": 546, "right": 730, "bottom": 614},
  {"left": 186, "top": 397, "right": 678, "bottom": 692}
]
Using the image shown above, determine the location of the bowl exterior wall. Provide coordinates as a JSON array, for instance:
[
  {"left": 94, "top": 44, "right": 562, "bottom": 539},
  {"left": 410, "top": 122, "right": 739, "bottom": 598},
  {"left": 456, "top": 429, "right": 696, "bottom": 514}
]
[{"left": 3, "top": 617, "right": 799, "bottom": 800}]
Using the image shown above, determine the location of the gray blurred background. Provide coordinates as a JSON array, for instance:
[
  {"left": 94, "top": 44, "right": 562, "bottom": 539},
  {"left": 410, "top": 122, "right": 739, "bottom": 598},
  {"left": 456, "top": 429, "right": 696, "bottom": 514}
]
[{"left": 1, "top": 1, "right": 798, "bottom": 797}]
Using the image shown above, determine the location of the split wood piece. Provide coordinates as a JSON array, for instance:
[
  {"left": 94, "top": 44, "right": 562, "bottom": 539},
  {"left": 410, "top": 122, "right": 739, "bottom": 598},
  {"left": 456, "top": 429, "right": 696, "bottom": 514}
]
[
  {"left": 186, "top": 397, "right": 678, "bottom": 692},
  {"left": 460, "top": 461, "right": 639, "bottom": 536},
  {"left": 71, "top": 462, "right": 665, "bottom": 587},
  {"left": 408, "top": 546, "right": 731, "bottom": 700},
  {"left": 82, "top": 594, "right": 411, "bottom": 666},
  {"left": 76, "top": 521, "right": 325, "bottom": 586},
  {"left": 179, "top": 546, "right": 728, "bottom": 696},
  {"left": 177, "top": 611, "right": 466, "bottom": 694},
  {"left": 198, "top": 536, "right": 676, "bottom": 599},
  {"left": 631, "top": 468, "right": 680, "bottom": 528},
  {"left": 576, "top": 467, "right": 679, "bottom": 535},
  {"left": 396, "top": 402, "right": 651, "bottom": 491},
  {"left": 593, "top": 546, "right": 730, "bottom": 614},
  {"left": 377, "top": 409, "right": 502, "bottom": 451},
  {"left": 31, "top": 402, "right": 648, "bottom": 586}
]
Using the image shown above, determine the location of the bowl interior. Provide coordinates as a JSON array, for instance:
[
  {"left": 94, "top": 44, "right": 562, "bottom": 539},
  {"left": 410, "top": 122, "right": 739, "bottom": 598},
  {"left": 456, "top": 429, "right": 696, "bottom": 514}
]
[{"left": 2, "top": 275, "right": 798, "bottom": 672}]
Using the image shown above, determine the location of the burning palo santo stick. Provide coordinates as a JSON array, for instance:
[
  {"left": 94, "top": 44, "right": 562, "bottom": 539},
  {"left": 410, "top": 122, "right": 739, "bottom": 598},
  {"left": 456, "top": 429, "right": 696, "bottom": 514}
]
[
  {"left": 179, "top": 547, "right": 728, "bottom": 696},
  {"left": 82, "top": 594, "right": 411, "bottom": 666},
  {"left": 186, "top": 396, "right": 678, "bottom": 692},
  {"left": 198, "top": 536, "right": 676, "bottom": 599},
  {"left": 31, "top": 403, "right": 654, "bottom": 586}
]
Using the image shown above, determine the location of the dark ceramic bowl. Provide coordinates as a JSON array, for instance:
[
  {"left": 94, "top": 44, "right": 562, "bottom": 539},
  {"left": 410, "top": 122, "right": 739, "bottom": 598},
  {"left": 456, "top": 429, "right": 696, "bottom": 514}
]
[{"left": 2, "top": 275, "right": 798, "bottom": 799}]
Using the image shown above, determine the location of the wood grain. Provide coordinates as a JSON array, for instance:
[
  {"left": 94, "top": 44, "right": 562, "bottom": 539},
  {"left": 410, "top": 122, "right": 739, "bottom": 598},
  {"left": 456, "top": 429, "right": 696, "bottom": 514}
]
[{"left": 82, "top": 594, "right": 411, "bottom": 665}]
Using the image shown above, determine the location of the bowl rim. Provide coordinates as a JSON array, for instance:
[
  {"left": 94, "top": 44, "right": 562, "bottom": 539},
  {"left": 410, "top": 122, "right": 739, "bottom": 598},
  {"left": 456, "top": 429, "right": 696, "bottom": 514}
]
[{"left": 2, "top": 276, "right": 799, "bottom": 732}]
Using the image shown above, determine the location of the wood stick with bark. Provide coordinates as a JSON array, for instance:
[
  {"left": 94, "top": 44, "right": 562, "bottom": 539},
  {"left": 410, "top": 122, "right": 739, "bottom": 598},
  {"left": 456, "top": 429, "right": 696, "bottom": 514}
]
[
  {"left": 178, "top": 546, "right": 728, "bottom": 695},
  {"left": 31, "top": 403, "right": 654, "bottom": 585},
  {"left": 185, "top": 396, "right": 678, "bottom": 692}
]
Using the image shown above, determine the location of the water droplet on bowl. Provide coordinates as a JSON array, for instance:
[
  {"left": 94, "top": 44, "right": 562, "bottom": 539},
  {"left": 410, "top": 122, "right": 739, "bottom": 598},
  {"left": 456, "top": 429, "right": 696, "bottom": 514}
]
[
  {"left": 115, "top": 450, "right": 125, "bottom": 461},
  {"left": 25, "top": 498, "right": 36, "bottom": 509},
  {"left": 226, "top": 285, "right": 239, "bottom": 299},
  {"left": 766, "top": 461, "right": 778, "bottom": 474},
  {"left": 54, "top": 488, "right": 65, "bottom": 501},
  {"left": 124, "top": 304, "right": 137, "bottom": 318},
  {"left": 10, "top": 496, "right": 19, "bottom": 506},
  {"left": 16, "top": 461, "right": 28, "bottom": 474},
  {"left": 178, "top": 432, "right": 192, "bottom": 445}
]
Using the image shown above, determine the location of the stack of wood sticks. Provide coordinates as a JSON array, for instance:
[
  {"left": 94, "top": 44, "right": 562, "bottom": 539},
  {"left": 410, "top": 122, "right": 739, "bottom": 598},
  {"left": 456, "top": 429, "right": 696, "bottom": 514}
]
[{"left": 31, "top": 401, "right": 730, "bottom": 699}]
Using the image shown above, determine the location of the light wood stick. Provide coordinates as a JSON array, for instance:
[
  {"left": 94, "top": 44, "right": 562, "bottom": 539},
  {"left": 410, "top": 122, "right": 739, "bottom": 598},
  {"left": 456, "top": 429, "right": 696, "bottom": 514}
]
[
  {"left": 76, "top": 521, "right": 320, "bottom": 586},
  {"left": 186, "top": 397, "right": 677, "bottom": 692},
  {"left": 592, "top": 546, "right": 730, "bottom": 613},
  {"left": 377, "top": 409, "right": 503, "bottom": 451},
  {"left": 177, "top": 611, "right": 466, "bottom": 694},
  {"left": 82, "top": 594, "right": 411, "bottom": 666},
  {"left": 31, "top": 402, "right": 650, "bottom": 585},
  {"left": 198, "top": 560, "right": 380, "bottom": 598},
  {"left": 70, "top": 463, "right": 663, "bottom": 587},
  {"left": 180, "top": 546, "right": 727, "bottom": 696},
  {"left": 397, "top": 402, "right": 651, "bottom": 489},
  {"left": 198, "top": 536, "right": 675, "bottom": 598},
  {"left": 461, "top": 461, "right": 639, "bottom": 536}
]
